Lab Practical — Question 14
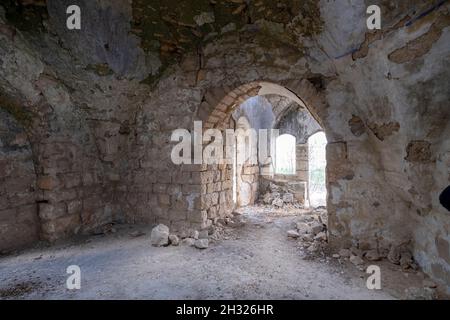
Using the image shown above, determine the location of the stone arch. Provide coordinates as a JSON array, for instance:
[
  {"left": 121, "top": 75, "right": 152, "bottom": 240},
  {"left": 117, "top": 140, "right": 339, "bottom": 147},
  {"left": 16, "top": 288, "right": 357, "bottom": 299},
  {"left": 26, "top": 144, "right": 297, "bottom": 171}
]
[
  {"left": 198, "top": 80, "right": 329, "bottom": 137},
  {"left": 195, "top": 79, "right": 335, "bottom": 232},
  {"left": 274, "top": 102, "right": 323, "bottom": 145}
]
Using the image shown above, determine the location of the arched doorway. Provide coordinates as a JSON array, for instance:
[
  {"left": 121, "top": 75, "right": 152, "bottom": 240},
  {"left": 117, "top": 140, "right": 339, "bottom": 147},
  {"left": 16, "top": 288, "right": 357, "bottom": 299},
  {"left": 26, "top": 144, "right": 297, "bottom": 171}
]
[{"left": 198, "top": 81, "right": 328, "bottom": 223}]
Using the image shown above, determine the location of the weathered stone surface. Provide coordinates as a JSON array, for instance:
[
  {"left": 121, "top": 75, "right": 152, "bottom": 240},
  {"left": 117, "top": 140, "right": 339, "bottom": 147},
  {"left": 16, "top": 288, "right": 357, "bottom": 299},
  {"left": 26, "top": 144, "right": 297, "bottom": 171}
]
[
  {"left": 282, "top": 193, "right": 294, "bottom": 203},
  {"left": 194, "top": 239, "right": 209, "bottom": 249},
  {"left": 0, "top": 110, "right": 39, "bottom": 252},
  {"left": 181, "top": 237, "right": 195, "bottom": 246},
  {"left": 272, "top": 198, "right": 284, "bottom": 207},
  {"left": 350, "top": 255, "right": 364, "bottom": 266},
  {"left": 169, "top": 234, "right": 179, "bottom": 246},
  {"left": 314, "top": 232, "right": 327, "bottom": 242},
  {"left": 150, "top": 224, "right": 170, "bottom": 247},
  {"left": 296, "top": 222, "right": 311, "bottom": 234},
  {"left": 310, "top": 221, "right": 324, "bottom": 236},
  {"left": 287, "top": 230, "right": 300, "bottom": 239}
]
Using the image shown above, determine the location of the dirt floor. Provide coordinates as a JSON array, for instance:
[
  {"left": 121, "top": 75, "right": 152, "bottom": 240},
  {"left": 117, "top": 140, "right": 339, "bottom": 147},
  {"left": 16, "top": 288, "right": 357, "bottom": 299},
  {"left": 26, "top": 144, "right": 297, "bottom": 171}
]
[{"left": 0, "top": 206, "right": 444, "bottom": 300}]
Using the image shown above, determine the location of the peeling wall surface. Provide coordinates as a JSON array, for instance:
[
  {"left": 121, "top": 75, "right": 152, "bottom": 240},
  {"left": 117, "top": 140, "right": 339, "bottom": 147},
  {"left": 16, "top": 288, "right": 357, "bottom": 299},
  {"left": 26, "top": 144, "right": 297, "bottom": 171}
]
[{"left": 0, "top": 0, "right": 449, "bottom": 291}]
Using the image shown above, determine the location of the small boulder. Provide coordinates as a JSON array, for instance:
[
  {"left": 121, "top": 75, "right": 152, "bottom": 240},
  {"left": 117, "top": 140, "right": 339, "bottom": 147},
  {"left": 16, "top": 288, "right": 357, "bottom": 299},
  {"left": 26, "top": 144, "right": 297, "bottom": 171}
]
[
  {"left": 350, "top": 255, "right": 364, "bottom": 266},
  {"left": 296, "top": 222, "right": 311, "bottom": 235},
  {"left": 169, "top": 234, "right": 179, "bottom": 246},
  {"left": 269, "top": 183, "right": 280, "bottom": 193},
  {"left": 150, "top": 224, "right": 169, "bottom": 247},
  {"left": 263, "top": 193, "right": 273, "bottom": 204},
  {"left": 190, "top": 230, "right": 199, "bottom": 240},
  {"left": 287, "top": 230, "right": 300, "bottom": 239},
  {"left": 307, "top": 243, "right": 319, "bottom": 252},
  {"left": 181, "top": 237, "right": 195, "bottom": 246},
  {"left": 272, "top": 198, "right": 284, "bottom": 207},
  {"left": 302, "top": 233, "right": 314, "bottom": 242},
  {"left": 314, "top": 231, "right": 327, "bottom": 241},
  {"left": 282, "top": 193, "right": 294, "bottom": 203},
  {"left": 309, "top": 221, "right": 324, "bottom": 235},
  {"left": 194, "top": 238, "right": 209, "bottom": 249}
]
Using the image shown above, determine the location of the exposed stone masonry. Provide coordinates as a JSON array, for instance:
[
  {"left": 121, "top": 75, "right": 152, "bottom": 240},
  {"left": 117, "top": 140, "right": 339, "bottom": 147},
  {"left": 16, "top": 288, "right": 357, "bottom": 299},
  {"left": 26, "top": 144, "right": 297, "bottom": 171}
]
[{"left": 0, "top": 0, "right": 449, "bottom": 293}]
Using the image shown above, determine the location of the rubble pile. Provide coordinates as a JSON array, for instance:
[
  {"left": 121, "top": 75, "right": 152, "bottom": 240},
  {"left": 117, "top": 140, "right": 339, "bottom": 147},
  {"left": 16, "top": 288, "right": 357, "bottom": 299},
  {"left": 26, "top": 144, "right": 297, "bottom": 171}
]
[
  {"left": 286, "top": 208, "right": 328, "bottom": 254},
  {"left": 149, "top": 213, "right": 243, "bottom": 250},
  {"left": 259, "top": 182, "right": 304, "bottom": 208}
]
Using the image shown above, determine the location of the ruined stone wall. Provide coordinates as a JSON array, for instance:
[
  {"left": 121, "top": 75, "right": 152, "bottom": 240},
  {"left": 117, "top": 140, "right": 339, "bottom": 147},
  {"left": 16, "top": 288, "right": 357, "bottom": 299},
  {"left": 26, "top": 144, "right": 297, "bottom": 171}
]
[
  {"left": 0, "top": 7, "right": 124, "bottom": 244},
  {"left": 0, "top": 110, "right": 39, "bottom": 252},
  {"left": 317, "top": 0, "right": 450, "bottom": 289}
]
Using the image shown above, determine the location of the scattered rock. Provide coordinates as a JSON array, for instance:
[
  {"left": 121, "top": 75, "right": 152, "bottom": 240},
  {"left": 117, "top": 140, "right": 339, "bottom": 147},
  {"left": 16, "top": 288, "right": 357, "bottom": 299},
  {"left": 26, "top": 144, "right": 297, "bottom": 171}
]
[
  {"left": 282, "top": 193, "right": 294, "bottom": 203},
  {"left": 169, "top": 234, "right": 179, "bottom": 246},
  {"left": 350, "top": 247, "right": 363, "bottom": 257},
  {"left": 190, "top": 230, "right": 199, "bottom": 240},
  {"left": 302, "top": 233, "right": 314, "bottom": 242},
  {"left": 194, "top": 239, "right": 209, "bottom": 249},
  {"left": 193, "top": 11, "right": 215, "bottom": 26},
  {"left": 269, "top": 183, "right": 280, "bottom": 193},
  {"left": 150, "top": 224, "right": 169, "bottom": 247},
  {"left": 307, "top": 243, "right": 319, "bottom": 252},
  {"left": 181, "top": 237, "right": 195, "bottom": 246},
  {"left": 287, "top": 230, "right": 300, "bottom": 239},
  {"left": 296, "top": 222, "right": 311, "bottom": 234},
  {"left": 309, "top": 221, "right": 323, "bottom": 235},
  {"left": 332, "top": 254, "right": 340, "bottom": 259},
  {"left": 350, "top": 255, "right": 365, "bottom": 266},
  {"left": 263, "top": 193, "right": 274, "bottom": 204},
  {"left": 272, "top": 198, "right": 284, "bottom": 207},
  {"left": 314, "top": 231, "right": 327, "bottom": 242}
]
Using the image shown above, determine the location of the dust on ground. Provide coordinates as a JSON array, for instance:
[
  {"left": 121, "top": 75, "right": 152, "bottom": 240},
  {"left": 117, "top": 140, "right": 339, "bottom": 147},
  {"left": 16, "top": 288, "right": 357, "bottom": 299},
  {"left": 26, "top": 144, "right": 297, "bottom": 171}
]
[{"left": 0, "top": 205, "right": 445, "bottom": 299}]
